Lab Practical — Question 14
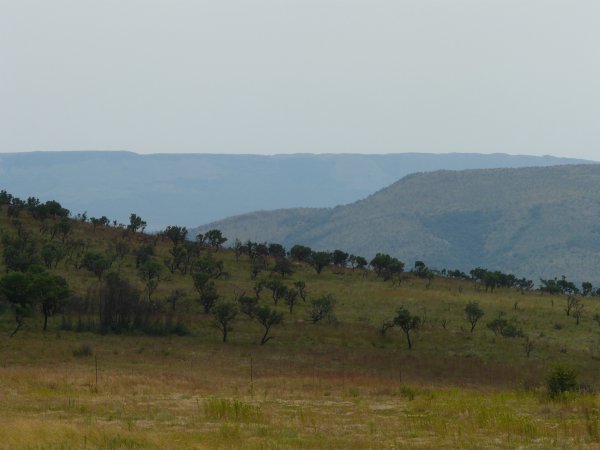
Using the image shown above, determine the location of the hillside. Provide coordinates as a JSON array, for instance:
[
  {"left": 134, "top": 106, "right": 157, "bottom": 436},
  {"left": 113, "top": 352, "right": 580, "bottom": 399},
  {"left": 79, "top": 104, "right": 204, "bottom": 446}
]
[
  {"left": 0, "top": 151, "right": 594, "bottom": 229},
  {"left": 1, "top": 191, "right": 599, "bottom": 448},
  {"left": 196, "top": 164, "right": 600, "bottom": 283}
]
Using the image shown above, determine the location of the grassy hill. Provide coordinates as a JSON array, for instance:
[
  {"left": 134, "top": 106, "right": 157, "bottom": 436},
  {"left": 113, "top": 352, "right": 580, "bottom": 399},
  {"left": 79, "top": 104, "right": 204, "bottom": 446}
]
[
  {"left": 0, "top": 193, "right": 599, "bottom": 448},
  {"left": 196, "top": 164, "right": 600, "bottom": 283},
  {"left": 0, "top": 151, "right": 594, "bottom": 229}
]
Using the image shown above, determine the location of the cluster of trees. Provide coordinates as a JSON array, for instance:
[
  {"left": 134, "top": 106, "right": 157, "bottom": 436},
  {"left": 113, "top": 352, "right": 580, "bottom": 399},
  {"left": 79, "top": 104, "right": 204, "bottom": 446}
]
[
  {"left": 0, "top": 189, "right": 598, "bottom": 348},
  {"left": 469, "top": 267, "right": 533, "bottom": 293}
]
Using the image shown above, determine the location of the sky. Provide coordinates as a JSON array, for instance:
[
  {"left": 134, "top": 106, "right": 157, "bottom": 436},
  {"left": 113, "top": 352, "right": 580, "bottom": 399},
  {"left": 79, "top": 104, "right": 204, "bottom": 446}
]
[{"left": 1, "top": 0, "right": 600, "bottom": 160}]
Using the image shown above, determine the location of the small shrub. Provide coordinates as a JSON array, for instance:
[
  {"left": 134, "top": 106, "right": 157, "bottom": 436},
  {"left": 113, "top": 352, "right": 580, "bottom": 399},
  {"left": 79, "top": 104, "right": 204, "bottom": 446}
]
[
  {"left": 399, "top": 385, "right": 416, "bottom": 401},
  {"left": 310, "top": 294, "right": 336, "bottom": 323},
  {"left": 73, "top": 343, "right": 93, "bottom": 357},
  {"left": 546, "top": 365, "right": 577, "bottom": 398}
]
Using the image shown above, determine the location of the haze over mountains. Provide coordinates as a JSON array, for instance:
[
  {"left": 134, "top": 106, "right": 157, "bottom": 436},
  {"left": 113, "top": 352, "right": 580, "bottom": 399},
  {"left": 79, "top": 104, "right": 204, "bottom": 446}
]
[
  {"left": 0, "top": 151, "right": 593, "bottom": 229},
  {"left": 196, "top": 165, "right": 600, "bottom": 283}
]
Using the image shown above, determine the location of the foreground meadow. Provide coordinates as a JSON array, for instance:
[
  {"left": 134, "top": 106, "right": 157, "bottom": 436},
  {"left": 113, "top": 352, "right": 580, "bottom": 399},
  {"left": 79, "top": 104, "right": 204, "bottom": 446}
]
[
  {"left": 0, "top": 329, "right": 599, "bottom": 450},
  {"left": 1, "top": 269, "right": 599, "bottom": 449}
]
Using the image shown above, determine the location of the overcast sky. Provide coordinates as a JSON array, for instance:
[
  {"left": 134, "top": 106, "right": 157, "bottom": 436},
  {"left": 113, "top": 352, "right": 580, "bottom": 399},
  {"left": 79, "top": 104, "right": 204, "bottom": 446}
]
[{"left": 1, "top": 0, "right": 599, "bottom": 159}]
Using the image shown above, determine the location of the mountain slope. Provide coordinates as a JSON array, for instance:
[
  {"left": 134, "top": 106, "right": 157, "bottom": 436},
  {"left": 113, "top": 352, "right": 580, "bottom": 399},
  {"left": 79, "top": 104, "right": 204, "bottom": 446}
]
[
  {"left": 195, "top": 165, "right": 600, "bottom": 282},
  {"left": 0, "top": 151, "right": 593, "bottom": 229}
]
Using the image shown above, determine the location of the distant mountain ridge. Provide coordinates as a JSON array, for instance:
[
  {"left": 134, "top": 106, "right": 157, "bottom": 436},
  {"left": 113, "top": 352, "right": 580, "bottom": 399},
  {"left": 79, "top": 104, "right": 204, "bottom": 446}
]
[
  {"left": 0, "top": 151, "right": 594, "bottom": 229},
  {"left": 194, "top": 165, "right": 600, "bottom": 283}
]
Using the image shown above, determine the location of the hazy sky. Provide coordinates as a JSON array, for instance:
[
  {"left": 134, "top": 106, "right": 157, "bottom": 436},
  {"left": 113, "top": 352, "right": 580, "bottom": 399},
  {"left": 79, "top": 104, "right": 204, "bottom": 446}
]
[{"left": 1, "top": 0, "right": 600, "bottom": 159}]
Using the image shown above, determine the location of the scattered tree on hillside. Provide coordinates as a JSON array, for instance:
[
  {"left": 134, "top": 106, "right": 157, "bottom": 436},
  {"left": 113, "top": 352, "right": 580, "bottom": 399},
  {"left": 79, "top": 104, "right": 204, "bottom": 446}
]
[
  {"left": 192, "top": 272, "right": 220, "bottom": 313},
  {"left": 572, "top": 300, "right": 584, "bottom": 325},
  {"left": 332, "top": 249, "right": 349, "bottom": 267},
  {"left": 310, "top": 294, "right": 336, "bottom": 323},
  {"left": 30, "top": 271, "right": 70, "bottom": 331},
  {"left": 273, "top": 256, "right": 293, "bottom": 277},
  {"left": 82, "top": 252, "right": 111, "bottom": 280},
  {"left": 0, "top": 271, "right": 33, "bottom": 336},
  {"left": 268, "top": 243, "right": 286, "bottom": 259},
  {"left": 309, "top": 251, "right": 332, "bottom": 274},
  {"left": 465, "top": 302, "right": 484, "bottom": 333},
  {"left": 90, "top": 216, "right": 110, "bottom": 231},
  {"left": 212, "top": 302, "right": 237, "bottom": 342},
  {"left": 393, "top": 306, "right": 421, "bottom": 350},
  {"left": 293, "top": 281, "right": 307, "bottom": 302},
  {"left": 198, "top": 229, "right": 227, "bottom": 250},
  {"left": 265, "top": 279, "right": 287, "bottom": 305},
  {"left": 127, "top": 213, "right": 147, "bottom": 233},
  {"left": 163, "top": 225, "right": 188, "bottom": 247},
  {"left": 370, "top": 253, "right": 404, "bottom": 281},
  {"left": 348, "top": 255, "right": 368, "bottom": 270},
  {"left": 138, "top": 259, "right": 163, "bottom": 300},
  {"left": 238, "top": 295, "right": 258, "bottom": 319},
  {"left": 565, "top": 295, "right": 580, "bottom": 317},
  {"left": 290, "top": 244, "right": 312, "bottom": 262},
  {"left": 285, "top": 287, "right": 299, "bottom": 313},
  {"left": 486, "top": 315, "right": 522, "bottom": 337},
  {"left": 41, "top": 242, "right": 66, "bottom": 269},
  {"left": 255, "top": 305, "right": 284, "bottom": 345}
]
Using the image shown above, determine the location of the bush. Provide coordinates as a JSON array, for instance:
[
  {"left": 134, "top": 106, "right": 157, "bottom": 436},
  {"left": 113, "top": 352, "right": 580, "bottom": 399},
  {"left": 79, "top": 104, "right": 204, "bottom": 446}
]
[
  {"left": 546, "top": 365, "right": 578, "bottom": 398},
  {"left": 310, "top": 294, "right": 336, "bottom": 323}
]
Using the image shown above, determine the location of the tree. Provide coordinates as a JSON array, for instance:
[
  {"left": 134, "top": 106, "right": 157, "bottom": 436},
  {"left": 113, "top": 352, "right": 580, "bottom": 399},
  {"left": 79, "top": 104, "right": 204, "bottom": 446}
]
[
  {"left": 212, "top": 302, "right": 237, "bottom": 342},
  {"left": 51, "top": 219, "right": 72, "bottom": 243},
  {"left": 90, "top": 216, "right": 110, "bottom": 231},
  {"left": 193, "top": 255, "right": 224, "bottom": 279},
  {"left": 41, "top": 242, "right": 66, "bottom": 269},
  {"left": 293, "top": 281, "right": 307, "bottom": 302},
  {"left": 572, "top": 300, "right": 584, "bottom": 325},
  {"left": 273, "top": 257, "right": 293, "bottom": 277},
  {"left": 348, "top": 255, "right": 367, "bottom": 270},
  {"left": 565, "top": 295, "right": 580, "bottom": 316},
  {"left": 0, "top": 272, "right": 33, "bottom": 336},
  {"left": 486, "top": 316, "right": 522, "bottom": 337},
  {"left": 393, "top": 306, "right": 421, "bottom": 350},
  {"left": 285, "top": 288, "right": 299, "bottom": 313},
  {"left": 82, "top": 252, "right": 111, "bottom": 280},
  {"left": 127, "top": 213, "right": 147, "bottom": 233},
  {"left": 546, "top": 365, "right": 578, "bottom": 398},
  {"left": 163, "top": 225, "right": 188, "bottom": 247},
  {"left": 255, "top": 305, "right": 284, "bottom": 345},
  {"left": 30, "top": 271, "right": 70, "bottom": 331},
  {"left": 238, "top": 295, "right": 258, "bottom": 319},
  {"left": 309, "top": 251, "right": 332, "bottom": 275},
  {"left": 265, "top": 279, "right": 287, "bottom": 305},
  {"left": 332, "top": 249, "right": 349, "bottom": 267},
  {"left": 370, "top": 253, "right": 404, "bottom": 281},
  {"left": 166, "top": 289, "right": 186, "bottom": 312},
  {"left": 290, "top": 244, "right": 312, "bottom": 262},
  {"left": 201, "top": 229, "right": 227, "bottom": 250},
  {"left": 310, "top": 294, "right": 336, "bottom": 323},
  {"left": 2, "top": 235, "right": 38, "bottom": 272},
  {"left": 582, "top": 281, "right": 593, "bottom": 297},
  {"left": 192, "top": 272, "right": 220, "bottom": 314},
  {"left": 93, "top": 273, "right": 143, "bottom": 332},
  {"left": 268, "top": 243, "right": 286, "bottom": 259},
  {"left": 138, "top": 259, "right": 162, "bottom": 300},
  {"left": 465, "top": 302, "right": 484, "bottom": 333},
  {"left": 135, "top": 244, "right": 154, "bottom": 268}
]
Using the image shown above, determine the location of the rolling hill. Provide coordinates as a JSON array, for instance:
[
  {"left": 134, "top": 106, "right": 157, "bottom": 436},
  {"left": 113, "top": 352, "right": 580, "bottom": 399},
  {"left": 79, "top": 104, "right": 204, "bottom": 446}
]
[
  {"left": 0, "top": 151, "right": 593, "bottom": 229},
  {"left": 195, "top": 164, "right": 600, "bottom": 282}
]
